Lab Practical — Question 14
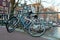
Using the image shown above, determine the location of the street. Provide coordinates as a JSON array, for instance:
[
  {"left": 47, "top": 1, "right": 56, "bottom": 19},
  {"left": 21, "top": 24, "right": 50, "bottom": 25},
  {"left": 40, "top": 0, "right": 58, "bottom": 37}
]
[
  {"left": 0, "top": 26, "right": 60, "bottom": 40},
  {"left": 0, "top": 27, "right": 48, "bottom": 40}
]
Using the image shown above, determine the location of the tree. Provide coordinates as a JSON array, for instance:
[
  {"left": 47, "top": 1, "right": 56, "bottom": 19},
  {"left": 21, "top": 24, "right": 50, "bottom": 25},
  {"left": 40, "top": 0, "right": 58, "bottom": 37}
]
[{"left": 10, "top": 0, "right": 19, "bottom": 17}]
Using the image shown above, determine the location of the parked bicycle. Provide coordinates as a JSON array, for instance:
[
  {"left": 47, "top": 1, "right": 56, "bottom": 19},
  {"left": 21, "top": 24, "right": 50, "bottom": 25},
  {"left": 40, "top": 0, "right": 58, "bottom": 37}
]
[{"left": 5, "top": 11, "right": 46, "bottom": 37}]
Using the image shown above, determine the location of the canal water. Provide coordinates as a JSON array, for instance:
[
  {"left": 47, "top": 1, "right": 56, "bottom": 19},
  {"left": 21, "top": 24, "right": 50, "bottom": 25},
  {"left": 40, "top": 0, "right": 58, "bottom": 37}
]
[{"left": 42, "top": 27, "right": 60, "bottom": 40}]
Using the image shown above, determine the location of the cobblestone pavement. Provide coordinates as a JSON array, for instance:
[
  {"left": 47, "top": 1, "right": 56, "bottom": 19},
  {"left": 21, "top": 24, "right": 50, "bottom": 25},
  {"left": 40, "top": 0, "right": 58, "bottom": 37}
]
[
  {"left": 0, "top": 26, "right": 60, "bottom": 40},
  {"left": 0, "top": 27, "right": 48, "bottom": 40}
]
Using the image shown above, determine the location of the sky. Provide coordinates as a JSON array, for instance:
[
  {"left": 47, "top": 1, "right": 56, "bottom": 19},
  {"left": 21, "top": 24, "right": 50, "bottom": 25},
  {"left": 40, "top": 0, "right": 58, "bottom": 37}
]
[
  {"left": 16, "top": 0, "right": 60, "bottom": 7},
  {"left": 16, "top": 0, "right": 60, "bottom": 11},
  {"left": 41, "top": 0, "right": 60, "bottom": 7}
]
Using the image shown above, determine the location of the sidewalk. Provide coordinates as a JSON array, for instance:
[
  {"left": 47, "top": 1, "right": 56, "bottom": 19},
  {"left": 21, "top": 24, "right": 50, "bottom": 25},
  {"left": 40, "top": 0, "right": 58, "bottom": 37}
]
[
  {"left": 0, "top": 27, "right": 48, "bottom": 40},
  {"left": 0, "top": 26, "right": 60, "bottom": 40}
]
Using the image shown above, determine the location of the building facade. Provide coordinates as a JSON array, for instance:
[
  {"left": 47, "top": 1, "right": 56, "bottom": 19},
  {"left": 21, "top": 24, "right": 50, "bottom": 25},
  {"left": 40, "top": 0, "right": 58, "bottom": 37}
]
[{"left": 0, "top": 0, "right": 10, "bottom": 21}]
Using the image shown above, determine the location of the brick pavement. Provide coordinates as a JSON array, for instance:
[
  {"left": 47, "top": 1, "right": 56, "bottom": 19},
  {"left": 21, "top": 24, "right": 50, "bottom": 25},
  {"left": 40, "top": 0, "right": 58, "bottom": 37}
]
[{"left": 0, "top": 27, "right": 48, "bottom": 40}]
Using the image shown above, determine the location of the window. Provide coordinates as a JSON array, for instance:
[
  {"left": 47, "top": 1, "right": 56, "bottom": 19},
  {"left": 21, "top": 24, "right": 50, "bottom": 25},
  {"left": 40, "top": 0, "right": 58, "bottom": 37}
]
[
  {"left": 7, "top": 0, "right": 10, "bottom": 2},
  {"left": 3, "top": 0, "right": 6, "bottom": 1},
  {"left": 0, "top": 14, "right": 3, "bottom": 20},
  {"left": 2, "top": 2, "right": 6, "bottom": 6},
  {"left": 5, "top": 7, "right": 8, "bottom": 14}
]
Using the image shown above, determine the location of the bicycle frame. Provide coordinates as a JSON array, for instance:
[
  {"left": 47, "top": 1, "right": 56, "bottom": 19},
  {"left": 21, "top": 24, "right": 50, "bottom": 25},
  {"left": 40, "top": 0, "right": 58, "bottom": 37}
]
[{"left": 17, "top": 11, "right": 60, "bottom": 29}]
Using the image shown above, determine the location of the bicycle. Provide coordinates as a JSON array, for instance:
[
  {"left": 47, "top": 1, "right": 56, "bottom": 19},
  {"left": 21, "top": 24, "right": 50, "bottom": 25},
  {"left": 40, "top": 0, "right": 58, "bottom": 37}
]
[{"left": 5, "top": 11, "right": 46, "bottom": 37}]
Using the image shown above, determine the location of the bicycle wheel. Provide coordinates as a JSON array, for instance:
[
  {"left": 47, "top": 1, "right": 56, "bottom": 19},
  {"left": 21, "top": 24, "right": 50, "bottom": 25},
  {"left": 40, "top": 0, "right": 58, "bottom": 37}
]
[
  {"left": 28, "top": 19, "right": 46, "bottom": 37},
  {"left": 6, "top": 17, "right": 18, "bottom": 33}
]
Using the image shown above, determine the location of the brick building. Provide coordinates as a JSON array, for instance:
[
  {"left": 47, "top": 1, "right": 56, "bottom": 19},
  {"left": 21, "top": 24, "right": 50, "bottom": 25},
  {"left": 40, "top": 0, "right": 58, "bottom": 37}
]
[{"left": 0, "top": 0, "right": 10, "bottom": 20}]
